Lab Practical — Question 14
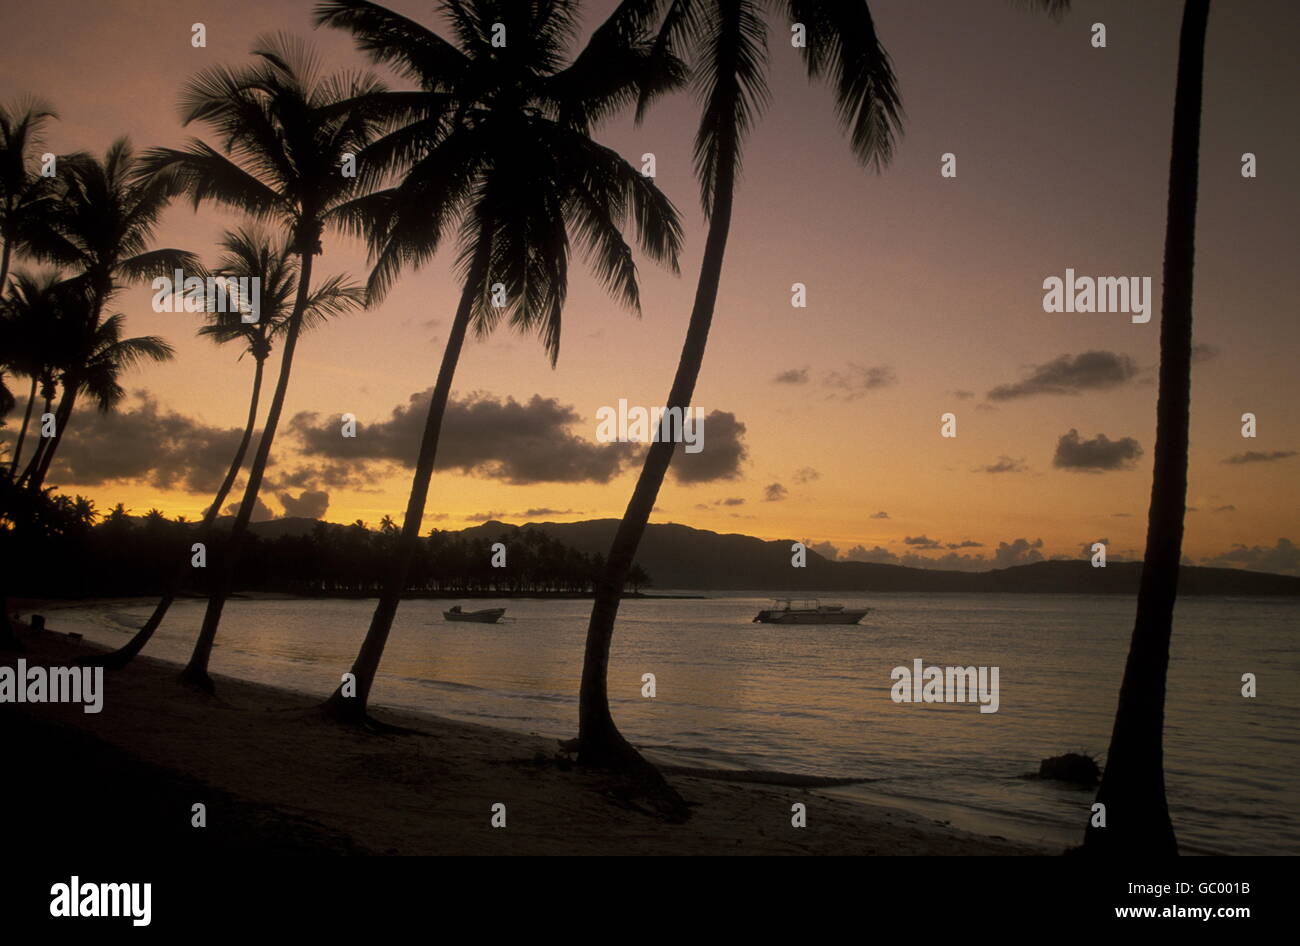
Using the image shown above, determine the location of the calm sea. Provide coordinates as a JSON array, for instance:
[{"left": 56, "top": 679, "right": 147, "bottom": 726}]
[{"left": 50, "top": 592, "right": 1299, "bottom": 854}]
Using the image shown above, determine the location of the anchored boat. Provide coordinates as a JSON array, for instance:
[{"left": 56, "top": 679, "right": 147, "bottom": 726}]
[
  {"left": 443, "top": 606, "right": 506, "bottom": 624},
  {"left": 752, "top": 598, "right": 870, "bottom": 625}
]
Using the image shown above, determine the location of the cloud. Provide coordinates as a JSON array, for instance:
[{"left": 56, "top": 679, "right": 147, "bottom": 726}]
[
  {"left": 807, "top": 540, "right": 839, "bottom": 560},
  {"left": 948, "top": 390, "right": 975, "bottom": 400},
  {"left": 1212, "top": 504, "right": 1236, "bottom": 513},
  {"left": 278, "top": 490, "right": 330, "bottom": 519},
  {"left": 671, "top": 410, "right": 748, "bottom": 483},
  {"left": 465, "top": 510, "right": 508, "bottom": 522},
  {"left": 1223, "top": 450, "right": 1296, "bottom": 465},
  {"left": 946, "top": 540, "right": 984, "bottom": 549},
  {"left": 1191, "top": 343, "right": 1220, "bottom": 363},
  {"left": 904, "top": 534, "right": 942, "bottom": 549},
  {"left": 1201, "top": 538, "right": 1300, "bottom": 576},
  {"left": 25, "top": 392, "right": 248, "bottom": 493},
  {"left": 793, "top": 466, "right": 820, "bottom": 484},
  {"left": 976, "top": 455, "right": 1027, "bottom": 474},
  {"left": 773, "top": 367, "right": 809, "bottom": 384},
  {"left": 523, "top": 507, "right": 580, "bottom": 517},
  {"left": 1053, "top": 429, "right": 1143, "bottom": 472},
  {"left": 988, "top": 351, "right": 1138, "bottom": 401},
  {"left": 225, "top": 496, "right": 274, "bottom": 522},
  {"left": 823, "top": 363, "right": 896, "bottom": 400},
  {"left": 290, "top": 391, "right": 638, "bottom": 485},
  {"left": 992, "top": 537, "right": 1045, "bottom": 567},
  {"left": 869, "top": 511, "right": 890, "bottom": 519},
  {"left": 764, "top": 483, "right": 788, "bottom": 502}
]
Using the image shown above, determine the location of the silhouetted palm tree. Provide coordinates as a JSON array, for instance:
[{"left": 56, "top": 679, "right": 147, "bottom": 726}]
[
  {"left": 84, "top": 226, "right": 364, "bottom": 669},
  {"left": 1083, "top": 0, "right": 1210, "bottom": 856},
  {"left": 1, "top": 270, "right": 69, "bottom": 478},
  {"left": 139, "top": 34, "right": 384, "bottom": 690},
  {"left": 19, "top": 139, "right": 198, "bottom": 490},
  {"left": 575, "top": 0, "right": 901, "bottom": 775},
  {"left": 316, "top": 0, "right": 683, "bottom": 727},
  {"left": 0, "top": 97, "right": 59, "bottom": 292}
]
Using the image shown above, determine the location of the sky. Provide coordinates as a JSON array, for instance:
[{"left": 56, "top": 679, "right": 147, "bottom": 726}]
[{"left": 2, "top": 0, "right": 1297, "bottom": 575}]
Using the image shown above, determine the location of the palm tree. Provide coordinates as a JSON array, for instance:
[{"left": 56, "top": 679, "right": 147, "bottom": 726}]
[
  {"left": 0, "top": 97, "right": 59, "bottom": 293},
  {"left": 18, "top": 139, "right": 199, "bottom": 490},
  {"left": 315, "top": 0, "right": 684, "bottom": 727},
  {"left": 1083, "top": 0, "right": 1210, "bottom": 856},
  {"left": 82, "top": 227, "right": 364, "bottom": 670},
  {"left": 574, "top": 0, "right": 902, "bottom": 773},
  {"left": 1, "top": 270, "right": 68, "bottom": 479},
  {"left": 16, "top": 290, "right": 173, "bottom": 491},
  {"left": 139, "top": 34, "right": 384, "bottom": 691}
]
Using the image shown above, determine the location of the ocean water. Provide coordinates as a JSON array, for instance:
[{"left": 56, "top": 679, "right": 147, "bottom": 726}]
[{"left": 47, "top": 592, "right": 1299, "bottom": 855}]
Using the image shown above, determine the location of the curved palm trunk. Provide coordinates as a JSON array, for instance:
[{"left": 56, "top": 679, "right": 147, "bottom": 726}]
[
  {"left": 1083, "top": 0, "right": 1208, "bottom": 856},
  {"left": 576, "top": 132, "right": 738, "bottom": 776},
  {"left": 16, "top": 387, "right": 54, "bottom": 488},
  {"left": 7, "top": 375, "right": 37, "bottom": 479},
  {"left": 82, "top": 356, "right": 266, "bottom": 670},
  {"left": 323, "top": 252, "right": 486, "bottom": 724},
  {"left": 182, "top": 254, "right": 315, "bottom": 691}
]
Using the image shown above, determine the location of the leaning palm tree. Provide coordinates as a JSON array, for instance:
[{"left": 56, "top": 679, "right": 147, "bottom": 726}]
[
  {"left": 573, "top": 0, "right": 902, "bottom": 771},
  {"left": 18, "top": 139, "right": 200, "bottom": 490},
  {"left": 0, "top": 97, "right": 59, "bottom": 293},
  {"left": 81, "top": 227, "right": 364, "bottom": 670},
  {"left": 315, "top": 0, "right": 684, "bottom": 727},
  {"left": 139, "top": 34, "right": 384, "bottom": 691},
  {"left": 1083, "top": 0, "right": 1210, "bottom": 856}
]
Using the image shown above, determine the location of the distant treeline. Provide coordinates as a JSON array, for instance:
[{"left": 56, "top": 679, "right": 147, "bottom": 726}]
[{"left": 3, "top": 489, "right": 650, "bottom": 599}]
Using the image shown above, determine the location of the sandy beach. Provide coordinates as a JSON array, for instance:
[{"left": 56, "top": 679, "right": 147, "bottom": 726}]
[{"left": 2, "top": 622, "right": 1046, "bottom": 856}]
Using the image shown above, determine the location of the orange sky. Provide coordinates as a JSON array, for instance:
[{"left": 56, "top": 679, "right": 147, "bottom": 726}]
[{"left": 2, "top": 0, "right": 1297, "bottom": 574}]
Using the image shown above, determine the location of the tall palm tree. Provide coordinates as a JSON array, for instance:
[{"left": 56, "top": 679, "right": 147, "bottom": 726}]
[
  {"left": 139, "top": 34, "right": 384, "bottom": 691},
  {"left": 574, "top": 0, "right": 902, "bottom": 772},
  {"left": 315, "top": 0, "right": 684, "bottom": 727},
  {"left": 0, "top": 97, "right": 59, "bottom": 293},
  {"left": 82, "top": 227, "right": 364, "bottom": 670},
  {"left": 1083, "top": 0, "right": 1210, "bottom": 856},
  {"left": 19, "top": 139, "right": 199, "bottom": 490}
]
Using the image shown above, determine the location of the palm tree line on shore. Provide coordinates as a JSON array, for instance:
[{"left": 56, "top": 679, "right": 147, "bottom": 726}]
[{"left": 1, "top": 0, "right": 1209, "bottom": 853}]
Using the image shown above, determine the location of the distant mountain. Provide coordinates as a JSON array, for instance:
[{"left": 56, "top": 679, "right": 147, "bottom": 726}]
[{"left": 454, "top": 519, "right": 1300, "bottom": 596}]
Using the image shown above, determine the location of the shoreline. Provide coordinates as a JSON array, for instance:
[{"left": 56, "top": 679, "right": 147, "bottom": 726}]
[{"left": 2, "top": 626, "right": 1049, "bottom": 856}]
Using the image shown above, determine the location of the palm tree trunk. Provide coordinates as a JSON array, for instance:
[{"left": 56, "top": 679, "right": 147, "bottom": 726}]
[
  {"left": 1083, "top": 0, "right": 1208, "bottom": 856},
  {"left": 0, "top": 238, "right": 11, "bottom": 293},
  {"left": 576, "top": 128, "right": 739, "bottom": 772},
  {"left": 28, "top": 383, "right": 75, "bottom": 491},
  {"left": 182, "top": 255, "right": 315, "bottom": 691},
  {"left": 8, "top": 375, "right": 37, "bottom": 479},
  {"left": 16, "top": 387, "right": 53, "bottom": 488},
  {"left": 82, "top": 356, "right": 266, "bottom": 670},
  {"left": 323, "top": 248, "right": 488, "bottom": 724}
]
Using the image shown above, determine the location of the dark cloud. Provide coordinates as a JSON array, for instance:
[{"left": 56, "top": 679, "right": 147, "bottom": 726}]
[
  {"left": 946, "top": 540, "right": 984, "bottom": 549},
  {"left": 1202, "top": 538, "right": 1300, "bottom": 576},
  {"left": 823, "top": 363, "right": 896, "bottom": 400},
  {"left": 278, "top": 490, "right": 329, "bottom": 519},
  {"left": 988, "top": 351, "right": 1138, "bottom": 401},
  {"left": 807, "top": 540, "right": 839, "bottom": 560},
  {"left": 773, "top": 367, "right": 809, "bottom": 384},
  {"left": 839, "top": 537, "right": 1043, "bottom": 572},
  {"left": 465, "top": 510, "right": 508, "bottom": 523},
  {"left": 1223, "top": 450, "right": 1296, "bottom": 465},
  {"left": 290, "top": 391, "right": 638, "bottom": 485},
  {"left": 1191, "top": 343, "right": 1220, "bottom": 363},
  {"left": 225, "top": 496, "right": 274, "bottom": 522},
  {"left": 976, "top": 455, "right": 1027, "bottom": 474},
  {"left": 28, "top": 392, "right": 247, "bottom": 493},
  {"left": 1053, "top": 429, "right": 1143, "bottom": 472},
  {"left": 793, "top": 466, "right": 819, "bottom": 484},
  {"left": 948, "top": 390, "right": 975, "bottom": 400},
  {"left": 904, "top": 534, "right": 942, "bottom": 549},
  {"left": 671, "top": 410, "right": 748, "bottom": 484},
  {"left": 1212, "top": 504, "right": 1236, "bottom": 513},
  {"left": 992, "top": 537, "right": 1045, "bottom": 568},
  {"left": 764, "top": 483, "right": 788, "bottom": 502},
  {"left": 869, "top": 510, "right": 890, "bottom": 519}
]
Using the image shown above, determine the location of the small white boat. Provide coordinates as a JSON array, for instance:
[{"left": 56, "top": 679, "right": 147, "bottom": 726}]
[
  {"left": 752, "top": 598, "right": 870, "bottom": 625},
  {"left": 443, "top": 606, "right": 506, "bottom": 624}
]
